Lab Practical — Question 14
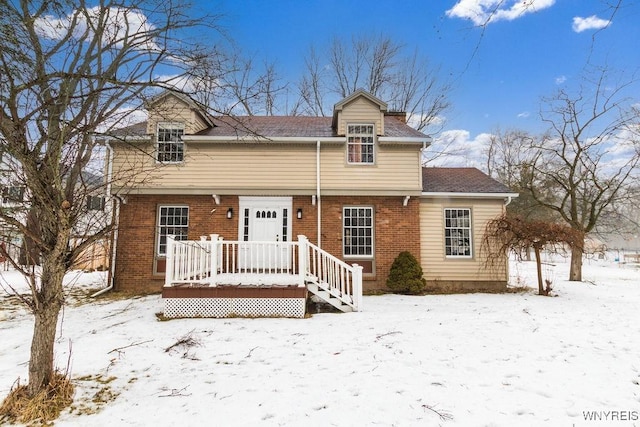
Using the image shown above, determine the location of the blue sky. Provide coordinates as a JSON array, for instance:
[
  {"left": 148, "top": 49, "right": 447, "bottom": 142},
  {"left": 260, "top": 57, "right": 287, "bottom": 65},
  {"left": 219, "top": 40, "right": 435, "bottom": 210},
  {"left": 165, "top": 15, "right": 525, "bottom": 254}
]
[{"left": 198, "top": 0, "right": 638, "bottom": 143}]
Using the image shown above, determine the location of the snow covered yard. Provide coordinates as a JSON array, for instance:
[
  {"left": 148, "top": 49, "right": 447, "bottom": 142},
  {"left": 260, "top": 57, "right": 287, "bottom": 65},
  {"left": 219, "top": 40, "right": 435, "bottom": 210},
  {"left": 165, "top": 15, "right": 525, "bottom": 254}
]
[{"left": 1, "top": 259, "right": 639, "bottom": 426}]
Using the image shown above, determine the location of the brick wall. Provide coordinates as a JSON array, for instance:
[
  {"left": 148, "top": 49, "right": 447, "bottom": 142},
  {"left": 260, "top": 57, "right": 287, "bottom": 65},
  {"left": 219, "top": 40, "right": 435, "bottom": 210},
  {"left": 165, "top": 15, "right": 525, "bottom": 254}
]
[
  {"left": 291, "top": 195, "right": 421, "bottom": 292},
  {"left": 115, "top": 194, "right": 238, "bottom": 293},
  {"left": 318, "top": 196, "right": 420, "bottom": 292},
  {"left": 115, "top": 194, "right": 420, "bottom": 293}
]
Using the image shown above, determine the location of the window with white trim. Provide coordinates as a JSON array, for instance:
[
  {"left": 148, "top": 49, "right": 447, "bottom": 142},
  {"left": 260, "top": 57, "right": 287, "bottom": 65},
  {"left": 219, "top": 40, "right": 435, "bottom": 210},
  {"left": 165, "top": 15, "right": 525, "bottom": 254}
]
[
  {"left": 2, "top": 186, "right": 25, "bottom": 204},
  {"left": 86, "top": 195, "right": 105, "bottom": 211},
  {"left": 343, "top": 207, "right": 374, "bottom": 257},
  {"left": 347, "top": 124, "right": 374, "bottom": 164},
  {"left": 157, "top": 206, "right": 189, "bottom": 256},
  {"left": 444, "top": 208, "right": 472, "bottom": 257},
  {"left": 157, "top": 122, "right": 184, "bottom": 163}
]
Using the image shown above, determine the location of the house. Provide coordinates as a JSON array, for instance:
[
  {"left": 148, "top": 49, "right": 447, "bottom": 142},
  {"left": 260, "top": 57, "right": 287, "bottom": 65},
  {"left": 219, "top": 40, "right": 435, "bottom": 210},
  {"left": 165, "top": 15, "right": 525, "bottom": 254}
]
[
  {"left": 0, "top": 150, "right": 24, "bottom": 263},
  {"left": 107, "top": 90, "right": 517, "bottom": 317},
  {"left": 0, "top": 146, "right": 110, "bottom": 270}
]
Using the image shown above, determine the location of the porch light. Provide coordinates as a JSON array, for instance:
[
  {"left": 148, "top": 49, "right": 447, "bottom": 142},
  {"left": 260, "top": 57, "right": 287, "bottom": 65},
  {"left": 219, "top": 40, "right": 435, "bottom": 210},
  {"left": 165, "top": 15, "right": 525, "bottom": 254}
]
[
  {"left": 226, "top": 208, "right": 233, "bottom": 219},
  {"left": 297, "top": 208, "right": 303, "bottom": 219}
]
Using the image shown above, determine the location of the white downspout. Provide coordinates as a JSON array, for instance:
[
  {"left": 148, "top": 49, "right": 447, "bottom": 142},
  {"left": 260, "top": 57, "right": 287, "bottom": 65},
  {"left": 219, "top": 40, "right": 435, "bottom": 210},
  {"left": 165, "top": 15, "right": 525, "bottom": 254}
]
[
  {"left": 92, "top": 142, "right": 117, "bottom": 297},
  {"left": 316, "top": 140, "right": 321, "bottom": 248},
  {"left": 505, "top": 196, "right": 513, "bottom": 206}
]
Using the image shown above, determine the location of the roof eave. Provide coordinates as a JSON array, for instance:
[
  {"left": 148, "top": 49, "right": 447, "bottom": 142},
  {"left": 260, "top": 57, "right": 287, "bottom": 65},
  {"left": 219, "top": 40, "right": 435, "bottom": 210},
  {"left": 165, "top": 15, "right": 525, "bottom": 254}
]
[
  {"left": 420, "top": 192, "right": 519, "bottom": 199},
  {"left": 379, "top": 136, "right": 432, "bottom": 145},
  {"left": 183, "top": 135, "right": 344, "bottom": 143}
]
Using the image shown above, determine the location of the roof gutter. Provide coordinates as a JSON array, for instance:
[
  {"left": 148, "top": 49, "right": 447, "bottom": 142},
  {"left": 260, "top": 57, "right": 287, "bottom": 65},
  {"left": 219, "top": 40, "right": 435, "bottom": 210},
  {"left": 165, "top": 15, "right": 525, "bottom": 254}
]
[
  {"left": 421, "top": 192, "right": 520, "bottom": 199},
  {"left": 183, "top": 136, "right": 344, "bottom": 143},
  {"left": 378, "top": 136, "right": 431, "bottom": 145}
]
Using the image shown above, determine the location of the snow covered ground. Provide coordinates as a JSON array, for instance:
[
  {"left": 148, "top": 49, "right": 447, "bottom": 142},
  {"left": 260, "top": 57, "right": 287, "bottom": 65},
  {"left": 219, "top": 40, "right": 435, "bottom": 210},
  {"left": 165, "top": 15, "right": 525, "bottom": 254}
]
[{"left": 1, "top": 257, "right": 639, "bottom": 426}]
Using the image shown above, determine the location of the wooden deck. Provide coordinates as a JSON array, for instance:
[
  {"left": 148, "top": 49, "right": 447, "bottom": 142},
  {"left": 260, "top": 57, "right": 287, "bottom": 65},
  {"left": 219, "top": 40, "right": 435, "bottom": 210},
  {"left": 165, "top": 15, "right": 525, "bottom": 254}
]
[
  {"left": 162, "top": 283, "right": 307, "bottom": 299},
  {"left": 162, "top": 235, "right": 362, "bottom": 317}
]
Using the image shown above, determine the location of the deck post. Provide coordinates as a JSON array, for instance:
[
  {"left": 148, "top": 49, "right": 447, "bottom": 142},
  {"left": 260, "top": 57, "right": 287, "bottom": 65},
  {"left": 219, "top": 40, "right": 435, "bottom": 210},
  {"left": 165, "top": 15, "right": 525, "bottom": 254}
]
[
  {"left": 199, "top": 236, "right": 208, "bottom": 281},
  {"left": 209, "top": 234, "right": 219, "bottom": 286},
  {"left": 165, "top": 235, "right": 175, "bottom": 287},
  {"left": 297, "top": 235, "right": 308, "bottom": 287},
  {"left": 352, "top": 263, "right": 363, "bottom": 311}
]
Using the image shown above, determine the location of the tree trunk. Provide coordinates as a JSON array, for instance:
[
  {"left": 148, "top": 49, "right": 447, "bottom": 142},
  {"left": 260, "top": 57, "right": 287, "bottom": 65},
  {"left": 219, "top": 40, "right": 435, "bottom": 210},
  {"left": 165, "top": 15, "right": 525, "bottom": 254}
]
[
  {"left": 19, "top": 209, "right": 41, "bottom": 266},
  {"left": 569, "top": 243, "right": 584, "bottom": 282},
  {"left": 28, "top": 299, "right": 62, "bottom": 395},
  {"left": 534, "top": 246, "right": 544, "bottom": 295},
  {"left": 27, "top": 260, "right": 65, "bottom": 396}
]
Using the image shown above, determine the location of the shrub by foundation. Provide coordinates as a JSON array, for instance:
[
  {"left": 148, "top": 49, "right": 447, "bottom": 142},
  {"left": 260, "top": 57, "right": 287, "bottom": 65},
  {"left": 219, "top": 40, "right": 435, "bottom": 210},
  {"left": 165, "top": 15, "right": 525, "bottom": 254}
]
[{"left": 386, "top": 251, "right": 426, "bottom": 295}]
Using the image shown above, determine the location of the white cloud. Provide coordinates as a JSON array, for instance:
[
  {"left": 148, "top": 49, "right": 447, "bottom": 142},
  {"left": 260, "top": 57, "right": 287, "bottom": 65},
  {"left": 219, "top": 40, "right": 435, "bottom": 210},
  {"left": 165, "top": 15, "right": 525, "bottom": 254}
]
[
  {"left": 555, "top": 75, "right": 567, "bottom": 85},
  {"left": 96, "top": 106, "right": 148, "bottom": 133},
  {"left": 407, "top": 113, "right": 445, "bottom": 133},
  {"left": 35, "top": 6, "right": 157, "bottom": 50},
  {"left": 446, "top": 0, "right": 556, "bottom": 26},
  {"left": 517, "top": 111, "right": 530, "bottom": 118},
  {"left": 572, "top": 15, "right": 611, "bottom": 33},
  {"left": 424, "top": 129, "right": 493, "bottom": 169}
]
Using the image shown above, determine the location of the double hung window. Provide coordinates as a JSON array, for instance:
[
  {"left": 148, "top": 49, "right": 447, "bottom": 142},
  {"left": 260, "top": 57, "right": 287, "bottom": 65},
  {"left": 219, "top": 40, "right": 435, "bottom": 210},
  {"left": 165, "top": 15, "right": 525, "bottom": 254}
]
[
  {"left": 343, "top": 207, "right": 374, "bottom": 257},
  {"left": 157, "top": 123, "right": 184, "bottom": 163},
  {"left": 444, "top": 208, "right": 472, "bottom": 257},
  {"left": 347, "top": 124, "right": 374, "bottom": 164},
  {"left": 157, "top": 206, "right": 189, "bottom": 256}
]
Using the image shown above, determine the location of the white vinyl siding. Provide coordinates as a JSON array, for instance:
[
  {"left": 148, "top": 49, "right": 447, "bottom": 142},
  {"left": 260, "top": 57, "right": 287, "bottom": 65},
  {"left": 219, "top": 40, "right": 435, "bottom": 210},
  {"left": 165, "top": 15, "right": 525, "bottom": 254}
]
[
  {"left": 112, "top": 143, "right": 423, "bottom": 195},
  {"left": 420, "top": 198, "right": 508, "bottom": 282}
]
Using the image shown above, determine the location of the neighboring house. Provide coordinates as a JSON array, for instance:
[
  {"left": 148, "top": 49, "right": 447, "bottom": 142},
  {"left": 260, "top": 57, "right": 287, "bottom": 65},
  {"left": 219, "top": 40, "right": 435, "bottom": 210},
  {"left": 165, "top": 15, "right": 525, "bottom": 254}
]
[
  {"left": 70, "top": 171, "right": 111, "bottom": 271},
  {"left": 109, "top": 90, "right": 517, "bottom": 317},
  {"left": 0, "top": 150, "right": 26, "bottom": 263},
  {"left": 0, "top": 148, "right": 109, "bottom": 270}
]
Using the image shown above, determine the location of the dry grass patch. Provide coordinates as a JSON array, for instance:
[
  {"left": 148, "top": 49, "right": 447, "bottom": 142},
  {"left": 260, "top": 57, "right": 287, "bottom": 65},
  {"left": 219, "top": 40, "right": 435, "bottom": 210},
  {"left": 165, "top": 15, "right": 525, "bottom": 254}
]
[
  {"left": 0, "top": 372, "right": 74, "bottom": 426},
  {"left": 69, "top": 374, "right": 120, "bottom": 416}
]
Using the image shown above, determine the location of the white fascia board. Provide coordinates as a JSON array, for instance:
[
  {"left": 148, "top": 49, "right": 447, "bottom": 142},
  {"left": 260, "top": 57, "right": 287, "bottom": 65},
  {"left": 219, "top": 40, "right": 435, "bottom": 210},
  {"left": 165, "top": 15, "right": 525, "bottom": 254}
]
[
  {"left": 421, "top": 192, "right": 519, "bottom": 199},
  {"left": 378, "top": 136, "right": 432, "bottom": 145},
  {"left": 96, "top": 135, "right": 151, "bottom": 143},
  {"left": 183, "top": 136, "right": 344, "bottom": 144}
]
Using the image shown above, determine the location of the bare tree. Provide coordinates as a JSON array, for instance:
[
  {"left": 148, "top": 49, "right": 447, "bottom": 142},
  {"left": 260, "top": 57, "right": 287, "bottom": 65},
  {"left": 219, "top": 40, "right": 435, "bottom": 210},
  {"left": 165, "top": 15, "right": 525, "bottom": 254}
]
[
  {"left": 485, "top": 129, "right": 557, "bottom": 222},
  {"left": 294, "top": 34, "right": 451, "bottom": 132},
  {"left": 484, "top": 215, "right": 583, "bottom": 295},
  {"left": 217, "top": 54, "right": 287, "bottom": 115},
  {"left": 522, "top": 68, "right": 640, "bottom": 281},
  {"left": 0, "top": 0, "right": 216, "bottom": 408},
  {"left": 293, "top": 46, "right": 328, "bottom": 116}
]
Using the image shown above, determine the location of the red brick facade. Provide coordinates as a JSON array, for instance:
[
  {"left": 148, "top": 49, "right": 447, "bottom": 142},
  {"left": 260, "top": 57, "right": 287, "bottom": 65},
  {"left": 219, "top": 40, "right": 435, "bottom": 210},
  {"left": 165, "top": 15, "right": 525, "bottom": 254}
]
[{"left": 114, "top": 194, "right": 420, "bottom": 293}]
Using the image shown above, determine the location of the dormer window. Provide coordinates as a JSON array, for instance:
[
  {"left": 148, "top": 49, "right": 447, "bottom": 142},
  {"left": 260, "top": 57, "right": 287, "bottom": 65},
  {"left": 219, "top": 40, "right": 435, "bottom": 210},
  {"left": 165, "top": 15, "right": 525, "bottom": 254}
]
[
  {"left": 347, "top": 124, "right": 375, "bottom": 164},
  {"left": 157, "top": 122, "right": 184, "bottom": 163}
]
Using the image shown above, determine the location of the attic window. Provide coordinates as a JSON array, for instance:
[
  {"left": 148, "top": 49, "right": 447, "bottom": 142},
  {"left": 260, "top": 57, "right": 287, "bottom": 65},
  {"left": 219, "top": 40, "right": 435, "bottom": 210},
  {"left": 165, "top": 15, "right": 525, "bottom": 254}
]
[
  {"left": 157, "top": 122, "right": 184, "bottom": 163},
  {"left": 347, "top": 124, "right": 374, "bottom": 164}
]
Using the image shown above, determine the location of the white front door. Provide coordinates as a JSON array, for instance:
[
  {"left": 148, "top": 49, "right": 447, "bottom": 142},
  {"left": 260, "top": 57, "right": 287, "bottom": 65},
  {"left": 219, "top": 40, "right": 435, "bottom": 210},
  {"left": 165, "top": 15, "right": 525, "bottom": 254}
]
[{"left": 238, "top": 197, "right": 292, "bottom": 270}]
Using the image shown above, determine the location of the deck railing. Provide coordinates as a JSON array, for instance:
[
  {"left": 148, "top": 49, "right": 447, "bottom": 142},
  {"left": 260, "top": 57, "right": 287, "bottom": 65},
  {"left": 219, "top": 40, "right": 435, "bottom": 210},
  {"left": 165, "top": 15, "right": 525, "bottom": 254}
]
[
  {"left": 305, "top": 240, "right": 363, "bottom": 311},
  {"left": 164, "top": 234, "right": 362, "bottom": 311}
]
